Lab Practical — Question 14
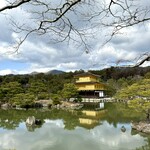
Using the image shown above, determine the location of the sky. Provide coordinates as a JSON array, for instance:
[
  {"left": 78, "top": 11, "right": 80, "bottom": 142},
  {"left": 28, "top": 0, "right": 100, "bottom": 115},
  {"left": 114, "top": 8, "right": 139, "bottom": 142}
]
[{"left": 0, "top": 0, "right": 150, "bottom": 75}]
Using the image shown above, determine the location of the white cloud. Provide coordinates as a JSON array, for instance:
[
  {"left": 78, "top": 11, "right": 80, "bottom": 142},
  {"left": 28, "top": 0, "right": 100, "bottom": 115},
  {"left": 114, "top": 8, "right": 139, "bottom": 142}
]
[
  {"left": 0, "top": 0, "right": 149, "bottom": 75},
  {"left": 57, "top": 62, "right": 78, "bottom": 69},
  {"left": 0, "top": 69, "right": 29, "bottom": 75},
  {"left": 0, "top": 69, "right": 16, "bottom": 75},
  {"left": 0, "top": 0, "right": 7, "bottom": 7}
]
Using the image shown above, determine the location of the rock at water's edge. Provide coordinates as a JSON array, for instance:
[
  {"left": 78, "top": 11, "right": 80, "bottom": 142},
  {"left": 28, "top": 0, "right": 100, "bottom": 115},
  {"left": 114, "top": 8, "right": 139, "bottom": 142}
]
[
  {"left": 1, "top": 103, "right": 11, "bottom": 109},
  {"left": 131, "top": 121, "right": 150, "bottom": 134},
  {"left": 26, "top": 116, "right": 35, "bottom": 126}
]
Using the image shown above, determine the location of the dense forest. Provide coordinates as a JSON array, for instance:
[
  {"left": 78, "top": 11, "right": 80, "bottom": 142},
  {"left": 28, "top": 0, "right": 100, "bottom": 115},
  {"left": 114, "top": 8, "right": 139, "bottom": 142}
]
[
  {"left": 89, "top": 66, "right": 150, "bottom": 80},
  {"left": 0, "top": 66, "right": 150, "bottom": 108},
  {"left": 0, "top": 72, "right": 76, "bottom": 107}
]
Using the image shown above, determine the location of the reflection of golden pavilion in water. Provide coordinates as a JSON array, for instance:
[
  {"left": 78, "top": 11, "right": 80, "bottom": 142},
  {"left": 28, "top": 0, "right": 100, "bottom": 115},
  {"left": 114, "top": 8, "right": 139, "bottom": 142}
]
[{"left": 79, "top": 109, "right": 107, "bottom": 129}]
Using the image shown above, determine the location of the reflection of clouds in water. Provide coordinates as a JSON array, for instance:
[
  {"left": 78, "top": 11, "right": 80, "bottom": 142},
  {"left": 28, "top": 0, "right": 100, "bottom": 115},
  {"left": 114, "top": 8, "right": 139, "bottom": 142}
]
[
  {"left": 0, "top": 120, "right": 64, "bottom": 150},
  {"left": 0, "top": 132, "right": 17, "bottom": 150},
  {"left": 44, "top": 119, "right": 65, "bottom": 128},
  {"left": 18, "top": 122, "right": 27, "bottom": 129},
  {"left": 0, "top": 120, "right": 147, "bottom": 150},
  {"left": 90, "top": 121, "right": 147, "bottom": 150}
]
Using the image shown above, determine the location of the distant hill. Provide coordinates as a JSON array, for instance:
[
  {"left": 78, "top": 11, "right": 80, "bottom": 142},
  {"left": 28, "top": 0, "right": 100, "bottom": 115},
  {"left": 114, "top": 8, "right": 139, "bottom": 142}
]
[
  {"left": 30, "top": 71, "right": 39, "bottom": 75},
  {"left": 45, "top": 70, "right": 65, "bottom": 75},
  {"left": 30, "top": 70, "right": 65, "bottom": 75}
]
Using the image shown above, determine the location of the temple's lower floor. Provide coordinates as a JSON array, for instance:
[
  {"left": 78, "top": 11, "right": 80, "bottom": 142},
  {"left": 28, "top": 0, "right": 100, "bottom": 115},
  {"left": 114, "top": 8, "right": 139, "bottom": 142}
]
[{"left": 78, "top": 90, "right": 105, "bottom": 98}]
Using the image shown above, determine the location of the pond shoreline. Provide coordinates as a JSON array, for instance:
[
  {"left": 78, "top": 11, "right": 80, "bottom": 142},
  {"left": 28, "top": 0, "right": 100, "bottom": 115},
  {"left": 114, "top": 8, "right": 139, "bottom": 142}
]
[
  {"left": 0, "top": 101, "right": 84, "bottom": 110},
  {"left": 131, "top": 121, "right": 150, "bottom": 134},
  {"left": 1, "top": 101, "right": 150, "bottom": 134}
]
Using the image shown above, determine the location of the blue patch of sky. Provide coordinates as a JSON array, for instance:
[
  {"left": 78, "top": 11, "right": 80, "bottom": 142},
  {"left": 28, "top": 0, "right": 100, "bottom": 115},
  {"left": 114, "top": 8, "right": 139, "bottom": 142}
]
[{"left": 0, "top": 60, "right": 29, "bottom": 70}]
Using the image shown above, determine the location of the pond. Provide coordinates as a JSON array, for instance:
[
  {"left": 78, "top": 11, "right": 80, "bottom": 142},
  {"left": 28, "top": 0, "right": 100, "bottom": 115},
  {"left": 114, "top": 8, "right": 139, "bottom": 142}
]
[{"left": 0, "top": 103, "right": 149, "bottom": 150}]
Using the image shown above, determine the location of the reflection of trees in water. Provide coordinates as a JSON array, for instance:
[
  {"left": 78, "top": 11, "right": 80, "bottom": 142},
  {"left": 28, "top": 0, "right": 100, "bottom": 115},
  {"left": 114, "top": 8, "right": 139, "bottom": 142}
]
[
  {"left": 50, "top": 109, "right": 80, "bottom": 130},
  {"left": 0, "top": 109, "right": 23, "bottom": 130},
  {"left": 0, "top": 108, "right": 105, "bottom": 130},
  {"left": 0, "top": 109, "right": 45, "bottom": 130},
  {"left": 0, "top": 109, "right": 81, "bottom": 130},
  {"left": 103, "top": 103, "right": 150, "bottom": 150},
  {"left": 0, "top": 104, "right": 147, "bottom": 131},
  {"left": 103, "top": 103, "right": 145, "bottom": 127}
]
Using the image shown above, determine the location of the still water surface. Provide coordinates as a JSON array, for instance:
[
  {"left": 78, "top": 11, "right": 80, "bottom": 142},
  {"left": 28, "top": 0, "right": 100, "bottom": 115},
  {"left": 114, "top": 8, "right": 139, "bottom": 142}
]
[{"left": 0, "top": 103, "right": 149, "bottom": 150}]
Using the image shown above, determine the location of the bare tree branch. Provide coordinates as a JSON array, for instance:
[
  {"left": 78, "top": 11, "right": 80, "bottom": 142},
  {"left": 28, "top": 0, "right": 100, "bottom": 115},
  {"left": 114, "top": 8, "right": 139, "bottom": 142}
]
[
  {"left": 0, "top": 0, "right": 31, "bottom": 12},
  {"left": 134, "top": 53, "right": 150, "bottom": 67},
  {"left": 38, "top": 0, "right": 81, "bottom": 29},
  {"left": 0, "top": 0, "right": 150, "bottom": 67}
]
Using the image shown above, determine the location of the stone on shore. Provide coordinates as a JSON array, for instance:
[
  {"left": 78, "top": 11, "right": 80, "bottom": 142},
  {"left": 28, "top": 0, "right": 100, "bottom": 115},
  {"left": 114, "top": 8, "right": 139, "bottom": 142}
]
[
  {"left": 131, "top": 121, "right": 150, "bottom": 134},
  {"left": 1, "top": 103, "right": 11, "bottom": 109},
  {"left": 35, "top": 100, "right": 53, "bottom": 107},
  {"left": 51, "top": 101, "right": 83, "bottom": 109}
]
